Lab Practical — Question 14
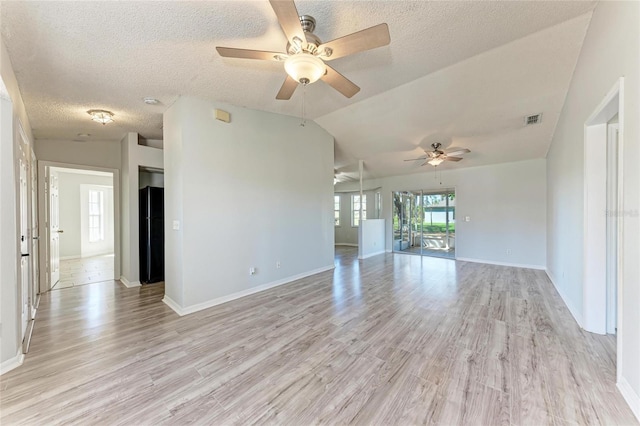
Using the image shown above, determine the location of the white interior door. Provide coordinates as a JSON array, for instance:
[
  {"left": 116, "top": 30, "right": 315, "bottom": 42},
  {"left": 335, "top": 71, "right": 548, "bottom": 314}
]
[
  {"left": 606, "top": 123, "right": 619, "bottom": 334},
  {"left": 19, "top": 157, "right": 29, "bottom": 339},
  {"left": 49, "top": 170, "right": 60, "bottom": 288},
  {"left": 30, "top": 152, "right": 39, "bottom": 317}
]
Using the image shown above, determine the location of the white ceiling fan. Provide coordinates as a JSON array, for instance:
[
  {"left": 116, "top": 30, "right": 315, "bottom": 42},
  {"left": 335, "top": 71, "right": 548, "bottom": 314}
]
[
  {"left": 405, "top": 143, "right": 471, "bottom": 167},
  {"left": 334, "top": 168, "right": 358, "bottom": 185},
  {"left": 216, "top": 0, "right": 391, "bottom": 100}
]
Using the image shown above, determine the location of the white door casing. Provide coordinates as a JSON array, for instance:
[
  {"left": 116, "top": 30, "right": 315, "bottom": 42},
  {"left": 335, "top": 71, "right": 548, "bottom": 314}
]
[
  {"left": 30, "top": 148, "right": 39, "bottom": 318},
  {"left": 606, "top": 123, "right": 619, "bottom": 335},
  {"left": 19, "top": 156, "right": 29, "bottom": 340},
  {"left": 49, "top": 170, "right": 60, "bottom": 288}
]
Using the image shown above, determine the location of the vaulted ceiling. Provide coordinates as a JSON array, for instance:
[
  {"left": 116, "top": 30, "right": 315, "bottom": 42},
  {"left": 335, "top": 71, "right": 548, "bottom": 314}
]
[{"left": 1, "top": 1, "right": 595, "bottom": 178}]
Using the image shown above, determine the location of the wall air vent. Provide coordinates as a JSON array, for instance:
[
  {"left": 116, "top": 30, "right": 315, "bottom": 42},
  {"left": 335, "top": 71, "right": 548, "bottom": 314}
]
[{"left": 524, "top": 113, "right": 542, "bottom": 126}]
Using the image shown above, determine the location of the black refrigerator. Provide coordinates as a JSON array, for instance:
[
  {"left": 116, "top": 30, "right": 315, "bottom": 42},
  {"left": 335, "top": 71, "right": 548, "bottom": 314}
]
[{"left": 139, "top": 186, "right": 164, "bottom": 283}]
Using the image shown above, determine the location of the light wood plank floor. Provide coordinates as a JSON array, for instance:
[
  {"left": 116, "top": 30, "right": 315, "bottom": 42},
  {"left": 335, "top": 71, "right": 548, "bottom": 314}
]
[
  {"left": 54, "top": 254, "right": 115, "bottom": 289},
  {"left": 1, "top": 247, "right": 637, "bottom": 425}
]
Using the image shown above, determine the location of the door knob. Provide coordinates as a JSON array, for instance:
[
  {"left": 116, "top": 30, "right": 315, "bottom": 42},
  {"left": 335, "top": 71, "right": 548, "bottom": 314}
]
[{"left": 57, "top": 230, "right": 64, "bottom": 233}]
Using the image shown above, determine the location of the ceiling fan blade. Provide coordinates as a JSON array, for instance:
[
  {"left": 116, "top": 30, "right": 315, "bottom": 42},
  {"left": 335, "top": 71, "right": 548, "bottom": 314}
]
[
  {"left": 276, "top": 75, "right": 298, "bottom": 100},
  {"left": 444, "top": 148, "right": 471, "bottom": 157},
  {"left": 426, "top": 151, "right": 439, "bottom": 158},
  {"left": 318, "top": 23, "right": 390, "bottom": 61},
  {"left": 269, "top": 0, "right": 306, "bottom": 45},
  {"left": 216, "top": 47, "right": 286, "bottom": 61},
  {"left": 404, "top": 156, "right": 427, "bottom": 162},
  {"left": 444, "top": 156, "right": 463, "bottom": 162},
  {"left": 321, "top": 65, "right": 360, "bottom": 98}
]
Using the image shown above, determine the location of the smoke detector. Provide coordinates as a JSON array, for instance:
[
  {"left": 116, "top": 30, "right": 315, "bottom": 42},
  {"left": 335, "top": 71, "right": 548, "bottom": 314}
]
[{"left": 524, "top": 113, "right": 542, "bottom": 126}]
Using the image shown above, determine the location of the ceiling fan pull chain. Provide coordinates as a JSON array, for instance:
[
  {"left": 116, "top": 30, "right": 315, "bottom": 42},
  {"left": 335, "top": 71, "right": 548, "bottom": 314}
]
[{"left": 300, "top": 84, "right": 306, "bottom": 127}]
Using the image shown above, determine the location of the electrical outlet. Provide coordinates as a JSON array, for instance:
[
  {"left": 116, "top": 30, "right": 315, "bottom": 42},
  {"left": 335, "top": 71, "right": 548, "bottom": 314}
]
[
  {"left": 172, "top": 220, "right": 180, "bottom": 230},
  {"left": 276, "top": 261, "right": 281, "bottom": 269},
  {"left": 506, "top": 249, "right": 512, "bottom": 255},
  {"left": 249, "top": 267, "right": 256, "bottom": 275}
]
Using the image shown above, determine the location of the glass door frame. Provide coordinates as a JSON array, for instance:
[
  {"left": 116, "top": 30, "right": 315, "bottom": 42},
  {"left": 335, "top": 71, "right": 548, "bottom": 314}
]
[{"left": 392, "top": 188, "right": 456, "bottom": 259}]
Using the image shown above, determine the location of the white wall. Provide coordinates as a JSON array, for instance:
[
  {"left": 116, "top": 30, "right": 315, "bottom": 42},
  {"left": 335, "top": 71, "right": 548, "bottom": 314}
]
[
  {"left": 56, "top": 171, "right": 113, "bottom": 258},
  {"left": 120, "top": 133, "right": 163, "bottom": 286},
  {"left": 35, "top": 139, "right": 121, "bottom": 170},
  {"left": 359, "top": 219, "right": 386, "bottom": 259},
  {"left": 0, "top": 38, "right": 35, "bottom": 371},
  {"left": 336, "top": 159, "right": 547, "bottom": 268},
  {"left": 163, "top": 96, "right": 335, "bottom": 311},
  {"left": 546, "top": 1, "right": 640, "bottom": 415}
]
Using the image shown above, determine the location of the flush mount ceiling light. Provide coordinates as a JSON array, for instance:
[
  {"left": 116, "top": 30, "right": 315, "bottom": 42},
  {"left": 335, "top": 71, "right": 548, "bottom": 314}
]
[
  {"left": 284, "top": 52, "right": 326, "bottom": 85},
  {"left": 143, "top": 97, "right": 160, "bottom": 105},
  {"left": 87, "top": 109, "right": 114, "bottom": 125},
  {"left": 76, "top": 133, "right": 91, "bottom": 138}
]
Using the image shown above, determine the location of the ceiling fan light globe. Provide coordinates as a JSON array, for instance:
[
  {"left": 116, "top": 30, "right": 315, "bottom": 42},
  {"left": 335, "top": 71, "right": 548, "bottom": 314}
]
[
  {"left": 428, "top": 157, "right": 444, "bottom": 166},
  {"left": 284, "top": 53, "right": 325, "bottom": 85}
]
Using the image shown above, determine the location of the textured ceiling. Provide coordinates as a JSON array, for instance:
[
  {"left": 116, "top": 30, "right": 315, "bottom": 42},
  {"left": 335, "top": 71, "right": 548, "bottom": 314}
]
[{"left": 1, "top": 1, "right": 595, "bottom": 176}]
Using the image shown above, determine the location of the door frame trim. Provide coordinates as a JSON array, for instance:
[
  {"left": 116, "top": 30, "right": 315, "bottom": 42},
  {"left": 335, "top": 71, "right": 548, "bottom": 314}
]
[
  {"left": 37, "top": 161, "right": 120, "bottom": 293},
  {"left": 582, "top": 77, "right": 624, "bottom": 382}
]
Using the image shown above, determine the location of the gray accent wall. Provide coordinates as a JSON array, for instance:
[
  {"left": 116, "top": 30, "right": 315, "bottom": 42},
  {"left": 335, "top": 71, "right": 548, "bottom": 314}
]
[{"left": 163, "top": 96, "right": 335, "bottom": 310}]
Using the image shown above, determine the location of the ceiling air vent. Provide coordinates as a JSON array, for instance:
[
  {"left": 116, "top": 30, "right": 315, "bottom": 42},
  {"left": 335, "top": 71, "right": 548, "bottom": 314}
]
[{"left": 524, "top": 113, "right": 542, "bottom": 126}]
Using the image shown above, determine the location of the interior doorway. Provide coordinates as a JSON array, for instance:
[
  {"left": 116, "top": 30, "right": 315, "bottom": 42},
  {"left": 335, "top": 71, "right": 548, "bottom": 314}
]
[
  {"left": 39, "top": 162, "right": 120, "bottom": 292},
  {"left": 392, "top": 189, "right": 456, "bottom": 259},
  {"left": 583, "top": 77, "right": 624, "bottom": 389},
  {"left": 52, "top": 167, "right": 115, "bottom": 289}
]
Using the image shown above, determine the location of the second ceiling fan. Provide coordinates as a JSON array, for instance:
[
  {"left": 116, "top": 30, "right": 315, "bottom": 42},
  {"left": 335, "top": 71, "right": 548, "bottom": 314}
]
[
  {"left": 405, "top": 143, "right": 471, "bottom": 167},
  {"left": 216, "top": 0, "right": 391, "bottom": 100}
]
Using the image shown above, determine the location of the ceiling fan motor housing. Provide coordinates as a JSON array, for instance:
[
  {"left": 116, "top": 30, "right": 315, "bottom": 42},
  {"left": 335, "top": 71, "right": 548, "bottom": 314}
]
[
  {"left": 286, "top": 15, "right": 323, "bottom": 55},
  {"left": 299, "top": 15, "right": 316, "bottom": 32}
]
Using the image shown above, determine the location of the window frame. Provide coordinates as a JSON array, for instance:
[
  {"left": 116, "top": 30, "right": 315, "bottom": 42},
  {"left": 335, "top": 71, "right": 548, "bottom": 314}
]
[
  {"left": 351, "top": 194, "right": 367, "bottom": 227},
  {"left": 334, "top": 195, "right": 341, "bottom": 227},
  {"left": 88, "top": 189, "right": 105, "bottom": 243}
]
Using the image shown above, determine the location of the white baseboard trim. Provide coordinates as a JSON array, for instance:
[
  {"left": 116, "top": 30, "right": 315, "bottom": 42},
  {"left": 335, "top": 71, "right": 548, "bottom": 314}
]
[
  {"left": 359, "top": 250, "right": 386, "bottom": 260},
  {"left": 0, "top": 350, "right": 25, "bottom": 375},
  {"left": 120, "top": 276, "right": 141, "bottom": 288},
  {"left": 618, "top": 377, "right": 640, "bottom": 422},
  {"left": 162, "top": 294, "right": 184, "bottom": 315},
  {"left": 163, "top": 264, "right": 336, "bottom": 317},
  {"left": 545, "top": 269, "right": 584, "bottom": 328},
  {"left": 456, "top": 257, "right": 545, "bottom": 270},
  {"left": 335, "top": 243, "right": 358, "bottom": 247},
  {"left": 60, "top": 255, "right": 81, "bottom": 260}
]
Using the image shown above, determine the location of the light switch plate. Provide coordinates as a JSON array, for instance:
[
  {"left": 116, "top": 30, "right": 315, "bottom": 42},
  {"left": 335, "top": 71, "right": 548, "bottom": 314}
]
[{"left": 173, "top": 220, "right": 180, "bottom": 230}]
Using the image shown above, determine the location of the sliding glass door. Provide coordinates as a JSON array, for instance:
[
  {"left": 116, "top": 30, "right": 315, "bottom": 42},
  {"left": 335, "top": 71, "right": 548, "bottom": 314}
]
[{"left": 392, "top": 189, "right": 455, "bottom": 259}]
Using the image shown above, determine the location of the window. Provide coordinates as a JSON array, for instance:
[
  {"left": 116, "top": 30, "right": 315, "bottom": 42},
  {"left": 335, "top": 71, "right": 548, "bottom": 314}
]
[
  {"left": 351, "top": 194, "right": 367, "bottom": 227},
  {"left": 88, "top": 190, "right": 104, "bottom": 242},
  {"left": 334, "top": 195, "right": 341, "bottom": 226}
]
